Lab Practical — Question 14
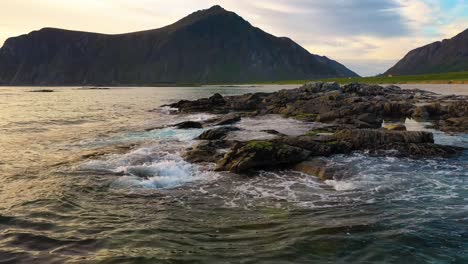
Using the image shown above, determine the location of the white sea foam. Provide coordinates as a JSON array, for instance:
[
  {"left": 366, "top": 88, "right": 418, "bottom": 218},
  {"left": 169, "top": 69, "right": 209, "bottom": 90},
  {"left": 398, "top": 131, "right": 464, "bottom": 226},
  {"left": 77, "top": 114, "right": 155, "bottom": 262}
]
[
  {"left": 111, "top": 156, "right": 219, "bottom": 190},
  {"left": 77, "top": 126, "right": 219, "bottom": 189},
  {"left": 324, "top": 180, "right": 357, "bottom": 191}
]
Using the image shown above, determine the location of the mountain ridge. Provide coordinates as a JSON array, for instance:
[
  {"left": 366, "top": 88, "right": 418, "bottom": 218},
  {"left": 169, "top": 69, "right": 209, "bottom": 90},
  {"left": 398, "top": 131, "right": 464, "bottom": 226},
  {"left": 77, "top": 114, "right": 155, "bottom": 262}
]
[
  {"left": 0, "top": 5, "right": 358, "bottom": 85},
  {"left": 385, "top": 28, "right": 468, "bottom": 76}
]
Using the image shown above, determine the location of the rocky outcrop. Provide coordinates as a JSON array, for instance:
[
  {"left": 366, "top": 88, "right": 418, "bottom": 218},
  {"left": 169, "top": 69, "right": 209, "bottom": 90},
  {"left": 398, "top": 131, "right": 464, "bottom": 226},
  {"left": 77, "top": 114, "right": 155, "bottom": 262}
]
[
  {"left": 167, "top": 82, "right": 468, "bottom": 133},
  {"left": 215, "top": 141, "right": 310, "bottom": 173},
  {"left": 210, "top": 128, "right": 464, "bottom": 173},
  {"left": 334, "top": 129, "right": 434, "bottom": 147},
  {"left": 174, "top": 83, "right": 466, "bottom": 176}
]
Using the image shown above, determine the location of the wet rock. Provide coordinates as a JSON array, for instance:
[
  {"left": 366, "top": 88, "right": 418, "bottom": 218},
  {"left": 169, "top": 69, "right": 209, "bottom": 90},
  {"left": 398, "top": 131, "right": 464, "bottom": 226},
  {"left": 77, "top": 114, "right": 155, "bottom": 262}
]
[
  {"left": 166, "top": 93, "right": 227, "bottom": 113},
  {"left": 293, "top": 158, "right": 351, "bottom": 181},
  {"left": 437, "top": 117, "right": 468, "bottom": 133},
  {"left": 197, "top": 127, "right": 240, "bottom": 140},
  {"left": 341, "top": 83, "right": 385, "bottom": 96},
  {"left": 184, "top": 140, "right": 233, "bottom": 163},
  {"left": 216, "top": 141, "right": 310, "bottom": 173},
  {"left": 335, "top": 129, "right": 434, "bottom": 148},
  {"left": 208, "top": 93, "right": 226, "bottom": 105},
  {"left": 165, "top": 82, "right": 468, "bottom": 134},
  {"left": 215, "top": 113, "right": 242, "bottom": 126},
  {"left": 276, "top": 136, "right": 334, "bottom": 156},
  {"left": 383, "top": 102, "right": 414, "bottom": 118},
  {"left": 356, "top": 113, "right": 383, "bottom": 128},
  {"left": 370, "top": 143, "right": 464, "bottom": 158},
  {"left": 300, "top": 82, "right": 340, "bottom": 93},
  {"left": 174, "top": 121, "right": 203, "bottom": 129},
  {"left": 333, "top": 129, "right": 463, "bottom": 158}
]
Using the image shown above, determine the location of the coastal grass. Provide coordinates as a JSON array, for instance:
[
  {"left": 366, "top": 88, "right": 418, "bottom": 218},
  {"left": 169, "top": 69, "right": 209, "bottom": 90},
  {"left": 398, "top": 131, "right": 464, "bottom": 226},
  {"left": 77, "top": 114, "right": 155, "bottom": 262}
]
[{"left": 260, "top": 71, "right": 468, "bottom": 85}]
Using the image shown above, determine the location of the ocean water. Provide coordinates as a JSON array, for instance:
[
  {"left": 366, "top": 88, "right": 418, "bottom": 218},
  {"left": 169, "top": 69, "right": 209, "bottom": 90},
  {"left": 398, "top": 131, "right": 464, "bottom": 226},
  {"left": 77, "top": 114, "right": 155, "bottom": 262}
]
[{"left": 0, "top": 85, "right": 467, "bottom": 263}]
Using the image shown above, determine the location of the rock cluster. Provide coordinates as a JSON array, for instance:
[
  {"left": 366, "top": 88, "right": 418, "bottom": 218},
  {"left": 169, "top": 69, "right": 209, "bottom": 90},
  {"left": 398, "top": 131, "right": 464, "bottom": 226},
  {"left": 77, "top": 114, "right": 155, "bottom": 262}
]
[
  {"left": 165, "top": 83, "right": 466, "bottom": 177},
  {"left": 168, "top": 82, "right": 468, "bottom": 133}
]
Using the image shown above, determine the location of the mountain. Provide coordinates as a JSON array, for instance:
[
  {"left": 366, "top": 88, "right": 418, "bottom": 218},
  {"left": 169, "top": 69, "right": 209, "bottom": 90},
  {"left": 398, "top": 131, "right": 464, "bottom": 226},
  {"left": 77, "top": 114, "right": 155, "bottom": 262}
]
[
  {"left": 0, "top": 5, "right": 358, "bottom": 86},
  {"left": 385, "top": 29, "right": 468, "bottom": 76}
]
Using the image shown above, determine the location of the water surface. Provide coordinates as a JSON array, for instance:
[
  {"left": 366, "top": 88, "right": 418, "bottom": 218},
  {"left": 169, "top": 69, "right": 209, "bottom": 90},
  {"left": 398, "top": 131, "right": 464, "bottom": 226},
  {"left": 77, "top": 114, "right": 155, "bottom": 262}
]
[{"left": 0, "top": 85, "right": 467, "bottom": 263}]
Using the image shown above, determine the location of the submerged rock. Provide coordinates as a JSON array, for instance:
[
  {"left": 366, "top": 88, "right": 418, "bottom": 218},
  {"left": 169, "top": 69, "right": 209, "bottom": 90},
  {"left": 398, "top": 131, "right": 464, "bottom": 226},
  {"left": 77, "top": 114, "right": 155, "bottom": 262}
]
[
  {"left": 216, "top": 141, "right": 310, "bottom": 173},
  {"left": 294, "top": 158, "right": 352, "bottom": 181}
]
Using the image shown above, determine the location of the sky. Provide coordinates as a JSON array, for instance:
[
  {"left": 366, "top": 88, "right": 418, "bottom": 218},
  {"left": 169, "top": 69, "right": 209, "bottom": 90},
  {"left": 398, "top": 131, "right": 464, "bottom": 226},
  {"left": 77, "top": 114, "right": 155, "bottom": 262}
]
[{"left": 0, "top": 0, "right": 467, "bottom": 76}]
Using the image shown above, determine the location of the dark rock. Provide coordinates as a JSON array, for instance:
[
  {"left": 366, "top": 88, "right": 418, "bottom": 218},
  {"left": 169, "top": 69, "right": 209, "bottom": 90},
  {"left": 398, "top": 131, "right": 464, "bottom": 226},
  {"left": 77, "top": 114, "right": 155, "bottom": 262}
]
[
  {"left": 335, "top": 129, "right": 434, "bottom": 148},
  {"left": 215, "top": 141, "right": 310, "bottom": 173},
  {"left": 261, "top": 129, "right": 283, "bottom": 135},
  {"left": 184, "top": 140, "right": 233, "bottom": 163},
  {"left": 357, "top": 113, "right": 383, "bottom": 128},
  {"left": 293, "top": 158, "right": 352, "bottom": 181},
  {"left": 333, "top": 129, "right": 463, "bottom": 158},
  {"left": 276, "top": 136, "right": 334, "bottom": 156},
  {"left": 28, "top": 89, "right": 54, "bottom": 93},
  {"left": 197, "top": 126, "right": 240, "bottom": 140},
  {"left": 215, "top": 113, "right": 241, "bottom": 126},
  {"left": 208, "top": 93, "right": 226, "bottom": 105},
  {"left": 174, "top": 121, "right": 203, "bottom": 129}
]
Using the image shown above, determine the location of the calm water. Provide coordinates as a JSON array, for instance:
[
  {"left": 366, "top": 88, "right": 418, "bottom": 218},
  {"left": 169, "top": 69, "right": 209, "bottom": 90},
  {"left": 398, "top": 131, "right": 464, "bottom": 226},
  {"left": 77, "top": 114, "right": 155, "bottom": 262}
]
[{"left": 0, "top": 85, "right": 467, "bottom": 263}]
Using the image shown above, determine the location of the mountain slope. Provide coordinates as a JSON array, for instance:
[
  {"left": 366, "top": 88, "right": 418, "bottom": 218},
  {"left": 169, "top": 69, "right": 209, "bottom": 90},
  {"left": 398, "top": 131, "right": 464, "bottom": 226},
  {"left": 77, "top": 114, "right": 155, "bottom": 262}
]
[
  {"left": 0, "top": 5, "right": 358, "bottom": 85},
  {"left": 385, "top": 29, "right": 468, "bottom": 76}
]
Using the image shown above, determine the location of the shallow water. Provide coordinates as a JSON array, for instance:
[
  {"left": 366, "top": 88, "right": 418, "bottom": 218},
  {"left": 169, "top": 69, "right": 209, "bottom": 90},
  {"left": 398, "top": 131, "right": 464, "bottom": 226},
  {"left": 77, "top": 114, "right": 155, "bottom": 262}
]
[{"left": 0, "top": 85, "right": 467, "bottom": 263}]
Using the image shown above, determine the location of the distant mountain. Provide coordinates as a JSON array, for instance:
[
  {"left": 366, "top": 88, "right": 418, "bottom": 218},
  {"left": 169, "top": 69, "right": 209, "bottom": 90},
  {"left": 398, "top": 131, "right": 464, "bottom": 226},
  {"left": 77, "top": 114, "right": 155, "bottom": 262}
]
[
  {"left": 0, "top": 5, "right": 358, "bottom": 86},
  {"left": 385, "top": 29, "right": 468, "bottom": 76}
]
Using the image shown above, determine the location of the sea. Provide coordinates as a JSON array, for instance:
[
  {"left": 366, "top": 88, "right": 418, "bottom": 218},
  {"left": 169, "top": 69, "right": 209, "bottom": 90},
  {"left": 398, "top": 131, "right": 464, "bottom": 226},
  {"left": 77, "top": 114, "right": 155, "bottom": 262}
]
[{"left": 0, "top": 85, "right": 467, "bottom": 263}]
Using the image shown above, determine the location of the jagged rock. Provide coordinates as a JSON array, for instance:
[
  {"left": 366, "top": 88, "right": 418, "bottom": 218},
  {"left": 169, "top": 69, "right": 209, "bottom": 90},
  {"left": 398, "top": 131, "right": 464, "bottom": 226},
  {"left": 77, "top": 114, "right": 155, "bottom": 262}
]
[
  {"left": 197, "top": 127, "right": 240, "bottom": 140},
  {"left": 215, "top": 141, "right": 310, "bottom": 173},
  {"left": 174, "top": 121, "right": 203, "bottom": 129}
]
